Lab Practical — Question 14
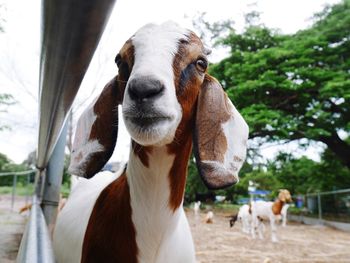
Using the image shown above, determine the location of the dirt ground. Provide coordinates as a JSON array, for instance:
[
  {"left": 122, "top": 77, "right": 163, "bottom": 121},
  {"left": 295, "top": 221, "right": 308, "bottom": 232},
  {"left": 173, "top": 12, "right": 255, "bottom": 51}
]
[
  {"left": 187, "top": 209, "right": 350, "bottom": 263},
  {"left": 0, "top": 195, "right": 27, "bottom": 263},
  {"left": 1, "top": 195, "right": 350, "bottom": 263}
]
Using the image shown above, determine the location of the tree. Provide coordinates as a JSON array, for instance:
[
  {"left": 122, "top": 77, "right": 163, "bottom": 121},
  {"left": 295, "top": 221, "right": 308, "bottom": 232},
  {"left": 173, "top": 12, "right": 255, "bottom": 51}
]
[
  {"left": 0, "top": 153, "right": 30, "bottom": 185},
  {"left": 209, "top": 0, "right": 350, "bottom": 168},
  {"left": 0, "top": 93, "right": 15, "bottom": 130}
]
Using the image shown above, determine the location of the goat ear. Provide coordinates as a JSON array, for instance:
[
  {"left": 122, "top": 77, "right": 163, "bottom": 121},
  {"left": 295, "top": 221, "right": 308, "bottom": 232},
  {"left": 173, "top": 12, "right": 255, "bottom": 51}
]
[
  {"left": 68, "top": 76, "right": 123, "bottom": 178},
  {"left": 193, "top": 75, "right": 249, "bottom": 190}
]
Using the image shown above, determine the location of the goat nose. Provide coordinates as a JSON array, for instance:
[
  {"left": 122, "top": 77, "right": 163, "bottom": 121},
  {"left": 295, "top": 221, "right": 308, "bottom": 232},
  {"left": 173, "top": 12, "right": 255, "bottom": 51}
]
[{"left": 128, "top": 77, "right": 164, "bottom": 101}]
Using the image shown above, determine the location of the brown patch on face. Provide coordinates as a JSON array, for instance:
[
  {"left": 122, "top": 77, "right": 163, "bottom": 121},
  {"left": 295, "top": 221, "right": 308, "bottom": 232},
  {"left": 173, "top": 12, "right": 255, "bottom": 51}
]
[
  {"left": 167, "top": 32, "right": 208, "bottom": 211},
  {"left": 131, "top": 140, "right": 153, "bottom": 168},
  {"left": 272, "top": 190, "right": 292, "bottom": 215},
  {"left": 70, "top": 40, "right": 135, "bottom": 179},
  {"left": 116, "top": 39, "right": 135, "bottom": 92},
  {"left": 278, "top": 189, "right": 292, "bottom": 203},
  {"left": 82, "top": 172, "right": 138, "bottom": 263}
]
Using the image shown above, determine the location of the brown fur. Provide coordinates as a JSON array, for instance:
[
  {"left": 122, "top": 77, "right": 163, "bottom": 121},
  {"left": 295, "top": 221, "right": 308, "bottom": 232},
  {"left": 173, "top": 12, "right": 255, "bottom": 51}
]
[
  {"left": 82, "top": 173, "right": 138, "bottom": 263},
  {"left": 131, "top": 141, "right": 152, "bottom": 168},
  {"left": 272, "top": 189, "right": 292, "bottom": 215},
  {"left": 272, "top": 199, "right": 284, "bottom": 215},
  {"left": 193, "top": 75, "right": 239, "bottom": 189},
  {"left": 195, "top": 75, "right": 230, "bottom": 163},
  {"left": 81, "top": 77, "right": 120, "bottom": 178},
  {"left": 167, "top": 32, "right": 207, "bottom": 211}
]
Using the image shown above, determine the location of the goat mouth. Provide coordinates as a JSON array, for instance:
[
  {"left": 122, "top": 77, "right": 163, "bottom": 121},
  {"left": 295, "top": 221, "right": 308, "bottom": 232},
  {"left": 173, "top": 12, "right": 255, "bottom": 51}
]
[{"left": 126, "top": 116, "right": 172, "bottom": 127}]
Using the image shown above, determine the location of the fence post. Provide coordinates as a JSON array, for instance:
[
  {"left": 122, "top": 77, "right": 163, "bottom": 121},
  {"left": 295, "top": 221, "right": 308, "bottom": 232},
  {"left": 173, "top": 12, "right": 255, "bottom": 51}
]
[
  {"left": 11, "top": 173, "right": 17, "bottom": 210},
  {"left": 25, "top": 173, "right": 31, "bottom": 206},
  {"left": 41, "top": 121, "right": 68, "bottom": 235},
  {"left": 317, "top": 192, "right": 322, "bottom": 222}
]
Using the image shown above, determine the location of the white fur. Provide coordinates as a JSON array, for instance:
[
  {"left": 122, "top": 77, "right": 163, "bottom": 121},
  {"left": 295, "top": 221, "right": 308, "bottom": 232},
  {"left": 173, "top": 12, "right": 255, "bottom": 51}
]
[
  {"left": 53, "top": 169, "right": 124, "bottom": 263},
  {"left": 53, "top": 22, "right": 248, "bottom": 263},
  {"left": 193, "top": 201, "right": 201, "bottom": 215},
  {"left": 68, "top": 100, "right": 104, "bottom": 175},
  {"left": 122, "top": 22, "right": 187, "bottom": 146},
  {"left": 222, "top": 98, "right": 249, "bottom": 180},
  {"left": 205, "top": 211, "right": 214, "bottom": 223},
  {"left": 251, "top": 201, "right": 279, "bottom": 242},
  {"left": 281, "top": 204, "right": 290, "bottom": 227},
  {"left": 237, "top": 204, "right": 252, "bottom": 234},
  {"left": 127, "top": 147, "right": 195, "bottom": 263}
]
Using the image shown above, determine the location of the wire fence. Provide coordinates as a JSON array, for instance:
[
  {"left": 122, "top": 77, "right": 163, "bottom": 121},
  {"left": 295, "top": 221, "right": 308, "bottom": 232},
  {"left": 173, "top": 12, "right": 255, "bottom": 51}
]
[
  {"left": 0, "top": 170, "right": 35, "bottom": 210},
  {"left": 296, "top": 189, "right": 350, "bottom": 223}
]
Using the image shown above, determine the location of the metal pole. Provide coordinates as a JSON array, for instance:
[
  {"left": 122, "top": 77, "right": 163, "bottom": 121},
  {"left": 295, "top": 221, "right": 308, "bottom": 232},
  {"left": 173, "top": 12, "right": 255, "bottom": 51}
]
[
  {"left": 11, "top": 174, "right": 17, "bottom": 210},
  {"left": 16, "top": 196, "right": 55, "bottom": 263},
  {"left": 317, "top": 192, "right": 322, "bottom": 222},
  {"left": 25, "top": 173, "right": 31, "bottom": 206},
  {"left": 41, "top": 121, "right": 68, "bottom": 235}
]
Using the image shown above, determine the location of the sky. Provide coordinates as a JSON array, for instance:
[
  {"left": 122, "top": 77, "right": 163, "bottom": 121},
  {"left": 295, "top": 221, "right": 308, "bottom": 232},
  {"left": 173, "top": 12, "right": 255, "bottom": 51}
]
[{"left": 0, "top": 0, "right": 340, "bottom": 164}]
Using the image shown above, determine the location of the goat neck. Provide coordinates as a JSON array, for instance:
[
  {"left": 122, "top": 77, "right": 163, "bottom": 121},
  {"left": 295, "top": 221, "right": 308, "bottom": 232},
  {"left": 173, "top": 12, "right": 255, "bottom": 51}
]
[
  {"left": 272, "top": 198, "right": 285, "bottom": 215},
  {"left": 127, "top": 136, "right": 192, "bottom": 261}
]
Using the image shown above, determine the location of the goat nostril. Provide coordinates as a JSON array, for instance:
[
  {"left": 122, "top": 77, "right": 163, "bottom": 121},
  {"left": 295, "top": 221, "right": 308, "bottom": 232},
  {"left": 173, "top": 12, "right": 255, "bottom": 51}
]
[{"left": 128, "top": 78, "right": 164, "bottom": 101}]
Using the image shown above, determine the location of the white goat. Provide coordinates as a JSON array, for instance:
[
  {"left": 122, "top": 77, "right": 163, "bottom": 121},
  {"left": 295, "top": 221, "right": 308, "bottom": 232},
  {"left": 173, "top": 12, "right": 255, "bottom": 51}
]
[
  {"left": 205, "top": 211, "right": 214, "bottom": 224},
  {"left": 193, "top": 201, "right": 201, "bottom": 216},
  {"left": 280, "top": 203, "right": 290, "bottom": 227},
  {"left": 230, "top": 204, "right": 252, "bottom": 234},
  {"left": 251, "top": 189, "right": 292, "bottom": 242},
  {"left": 53, "top": 22, "right": 248, "bottom": 263}
]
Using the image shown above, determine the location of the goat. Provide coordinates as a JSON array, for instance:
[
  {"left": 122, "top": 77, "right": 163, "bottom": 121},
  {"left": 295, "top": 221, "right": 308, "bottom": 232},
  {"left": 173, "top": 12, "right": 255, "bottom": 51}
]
[
  {"left": 205, "top": 211, "right": 214, "bottom": 224},
  {"left": 53, "top": 21, "right": 249, "bottom": 263},
  {"left": 251, "top": 189, "right": 292, "bottom": 242},
  {"left": 193, "top": 201, "right": 201, "bottom": 216},
  {"left": 230, "top": 204, "right": 251, "bottom": 234},
  {"left": 280, "top": 203, "right": 290, "bottom": 227}
]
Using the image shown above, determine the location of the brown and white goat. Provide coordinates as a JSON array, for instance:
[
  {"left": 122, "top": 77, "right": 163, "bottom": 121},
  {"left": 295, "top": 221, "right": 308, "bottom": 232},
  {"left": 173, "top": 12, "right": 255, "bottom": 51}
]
[
  {"left": 53, "top": 22, "right": 248, "bottom": 263},
  {"left": 251, "top": 189, "right": 292, "bottom": 242}
]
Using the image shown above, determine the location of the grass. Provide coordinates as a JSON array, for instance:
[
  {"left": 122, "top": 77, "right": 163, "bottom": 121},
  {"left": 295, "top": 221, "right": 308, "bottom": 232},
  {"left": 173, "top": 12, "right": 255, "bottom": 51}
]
[
  {"left": 0, "top": 184, "right": 34, "bottom": 196},
  {"left": 186, "top": 202, "right": 240, "bottom": 215},
  {"left": 0, "top": 183, "right": 71, "bottom": 197}
]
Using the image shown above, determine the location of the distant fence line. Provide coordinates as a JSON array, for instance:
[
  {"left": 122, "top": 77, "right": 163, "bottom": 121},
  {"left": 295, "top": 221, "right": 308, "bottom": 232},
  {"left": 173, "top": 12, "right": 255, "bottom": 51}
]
[
  {"left": 293, "top": 188, "right": 350, "bottom": 228},
  {"left": 0, "top": 170, "right": 35, "bottom": 177},
  {"left": 0, "top": 170, "right": 35, "bottom": 210}
]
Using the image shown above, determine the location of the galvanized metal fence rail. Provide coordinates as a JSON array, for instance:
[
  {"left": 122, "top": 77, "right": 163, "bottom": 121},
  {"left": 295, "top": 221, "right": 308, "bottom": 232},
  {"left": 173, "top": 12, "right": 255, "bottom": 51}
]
[{"left": 16, "top": 0, "right": 117, "bottom": 262}]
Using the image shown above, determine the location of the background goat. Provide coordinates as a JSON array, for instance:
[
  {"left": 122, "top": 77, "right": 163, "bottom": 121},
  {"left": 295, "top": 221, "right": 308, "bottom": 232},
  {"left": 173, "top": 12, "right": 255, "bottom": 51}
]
[
  {"left": 53, "top": 21, "right": 248, "bottom": 263},
  {"left": 251, "top": 189, "right": 292, "bottom": 242},
  {"left": 230, "top": 204, "right": 251, "bottom": 234}
]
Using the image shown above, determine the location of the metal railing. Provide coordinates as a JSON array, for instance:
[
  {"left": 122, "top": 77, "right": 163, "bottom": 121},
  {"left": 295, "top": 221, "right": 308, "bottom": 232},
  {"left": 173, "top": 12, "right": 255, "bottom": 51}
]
[
  {"left": 0, "top": 170, "right": 35, "bottom": 210},
  {"left": 16, "top": 196, "right": 55, "bottom": 263},
  {"left": 16, "top": 0, "right": 117, "bottom": 262},
  {"left": 304, "top": 188, "right": 350, "bottom": 223}
]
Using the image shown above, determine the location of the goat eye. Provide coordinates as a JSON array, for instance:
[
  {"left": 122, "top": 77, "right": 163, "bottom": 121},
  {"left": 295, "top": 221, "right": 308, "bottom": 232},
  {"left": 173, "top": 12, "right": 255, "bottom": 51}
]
[
  {"left": 115, "top": 54, "right": 122, "bottom": 67},
  {"left": 195, "top": 58, "right": 208, "bottom": 72}
]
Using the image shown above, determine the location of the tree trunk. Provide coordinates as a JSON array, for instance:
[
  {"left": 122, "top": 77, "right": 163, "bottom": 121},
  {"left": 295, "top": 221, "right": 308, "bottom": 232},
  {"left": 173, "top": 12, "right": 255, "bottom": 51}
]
[{"left": 320, "top": 132, "right": 350, "bottom": 169}]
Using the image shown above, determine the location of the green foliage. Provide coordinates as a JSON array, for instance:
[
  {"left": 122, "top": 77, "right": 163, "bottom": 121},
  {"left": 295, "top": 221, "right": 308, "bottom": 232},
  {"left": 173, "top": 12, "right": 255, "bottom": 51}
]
[
  {"left": 0, "top": 153, "right": 32, "bottom": 186},
  {"left": 0, "top": 184, "right": 34, "bottom": 196},
  {"left": 185, "top": 157, "right": 208, "bottom": 201},
  {"left": 185, "top": 1, "right": 350, "bottom": 202},
  {"left": 209, "top": 0, "right": 350, "bottom": 168}
]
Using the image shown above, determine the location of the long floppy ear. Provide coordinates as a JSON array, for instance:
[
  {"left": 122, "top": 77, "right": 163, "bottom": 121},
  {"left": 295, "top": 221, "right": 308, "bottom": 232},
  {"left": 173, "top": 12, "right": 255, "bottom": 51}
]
[
  {"left": 193, "top": 75, "right": 249, "bottom": 190},
  {"left": 68, "top": 76, "right": 123, "bottom": 178}
]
